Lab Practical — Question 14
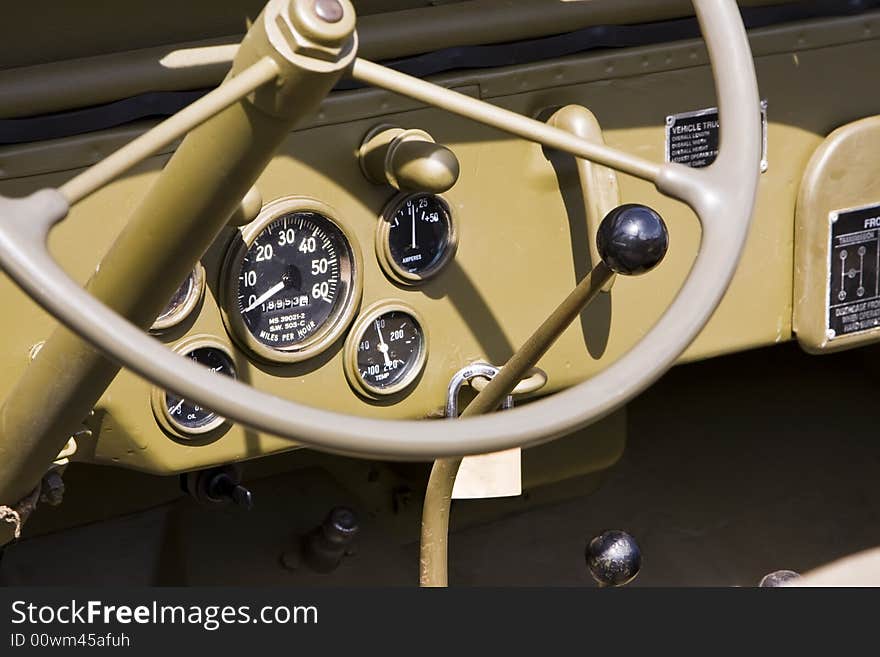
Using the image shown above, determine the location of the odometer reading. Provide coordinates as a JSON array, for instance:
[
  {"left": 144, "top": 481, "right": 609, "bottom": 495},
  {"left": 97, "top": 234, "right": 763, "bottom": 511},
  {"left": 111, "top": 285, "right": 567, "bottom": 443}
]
[
  {"left": 222, "top": 199, "right": 361, "bottom": 363},
  {"left": 377, "top": 194, "right": 456, "bottom": 285},
  {"left": 344, "top": 303, "right": 427, "bottom": 397}
]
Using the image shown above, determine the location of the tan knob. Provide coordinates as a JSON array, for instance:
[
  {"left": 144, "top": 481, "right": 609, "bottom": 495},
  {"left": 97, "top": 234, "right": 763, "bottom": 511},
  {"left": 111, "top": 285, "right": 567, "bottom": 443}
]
[
  {"left": 547, "top": 105, "right": 621, "bottom": 292},
  {"left": 359, "top": 125, "right": 460, "bottom": 194}
]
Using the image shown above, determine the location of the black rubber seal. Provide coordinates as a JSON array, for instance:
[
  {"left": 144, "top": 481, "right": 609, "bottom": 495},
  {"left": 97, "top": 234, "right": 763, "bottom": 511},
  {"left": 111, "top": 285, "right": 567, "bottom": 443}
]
[{"left": 1, "top": 0, "right": 876, "bottom": 145}]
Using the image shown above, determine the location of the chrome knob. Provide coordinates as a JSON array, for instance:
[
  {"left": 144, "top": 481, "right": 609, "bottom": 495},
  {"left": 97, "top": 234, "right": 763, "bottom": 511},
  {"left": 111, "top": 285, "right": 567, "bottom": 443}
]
[
  {"left": 586, "top": 530, "right": 642, "bottom": 587},
  {"left": 759, "top": 570, "right": 801, "bottom": 587}
]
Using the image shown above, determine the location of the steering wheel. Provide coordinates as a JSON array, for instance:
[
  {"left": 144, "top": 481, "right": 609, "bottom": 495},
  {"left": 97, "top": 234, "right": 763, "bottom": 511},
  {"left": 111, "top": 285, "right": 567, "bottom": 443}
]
[{"left": 0, "top": 0, "right": 760, "bottom": 461}]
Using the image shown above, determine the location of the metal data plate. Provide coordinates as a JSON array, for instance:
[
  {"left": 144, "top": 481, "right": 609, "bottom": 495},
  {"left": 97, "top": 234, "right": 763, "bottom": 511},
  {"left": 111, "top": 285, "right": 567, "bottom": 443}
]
[
  {"left": 826, "top": 203, "right": 880, "bottom": 341},
  {"left": 665, "top": 100, "right": 768, "bottom": 173}
]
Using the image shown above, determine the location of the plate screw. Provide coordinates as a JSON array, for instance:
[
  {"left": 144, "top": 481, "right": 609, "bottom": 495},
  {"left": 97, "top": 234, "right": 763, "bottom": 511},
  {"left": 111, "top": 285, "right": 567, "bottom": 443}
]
[{"left": 314, "top": 0, "right": 343, "bottom": 23}]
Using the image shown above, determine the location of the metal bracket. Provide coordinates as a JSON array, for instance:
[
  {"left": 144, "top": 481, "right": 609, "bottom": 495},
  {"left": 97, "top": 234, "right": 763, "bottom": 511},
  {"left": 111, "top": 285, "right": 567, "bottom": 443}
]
[{"left": 445, "top": 364, "right": 521, "bottom": 500}]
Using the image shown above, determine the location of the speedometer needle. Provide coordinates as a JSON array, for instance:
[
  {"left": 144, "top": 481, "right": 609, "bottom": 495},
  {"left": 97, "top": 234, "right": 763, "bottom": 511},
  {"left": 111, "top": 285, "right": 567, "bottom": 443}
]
[
  {"left": 375, "top": 321, "right": 394, "bottom": 368},
  {"left": 244, "top": 280, "right": 285, "bottom": 313}
]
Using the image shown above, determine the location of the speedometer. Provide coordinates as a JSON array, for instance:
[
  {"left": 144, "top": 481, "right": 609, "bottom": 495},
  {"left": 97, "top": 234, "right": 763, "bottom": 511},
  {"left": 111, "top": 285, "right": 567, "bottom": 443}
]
[{"left": 221, "top": 197, "right": 362, "bottom": 364}]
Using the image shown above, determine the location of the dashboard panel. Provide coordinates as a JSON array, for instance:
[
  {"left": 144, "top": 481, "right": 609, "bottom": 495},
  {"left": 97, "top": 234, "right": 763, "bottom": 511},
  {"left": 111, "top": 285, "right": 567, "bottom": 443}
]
[{"left": 0, "top": 9, "right": 878, "bottom": 473}]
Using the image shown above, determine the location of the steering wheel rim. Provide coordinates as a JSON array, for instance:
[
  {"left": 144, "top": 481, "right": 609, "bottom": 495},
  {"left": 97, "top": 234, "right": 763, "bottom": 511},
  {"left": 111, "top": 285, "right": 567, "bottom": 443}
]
[{"left": 0, "top": 0, "right": 760, "bottom": 461}]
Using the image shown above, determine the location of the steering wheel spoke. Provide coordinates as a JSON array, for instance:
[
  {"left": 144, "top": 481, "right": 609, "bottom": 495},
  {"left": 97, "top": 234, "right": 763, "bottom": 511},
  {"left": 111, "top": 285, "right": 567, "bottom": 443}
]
[
  {"left": 350, "top": 58, "right": 663, "bottom": 184},
  {"left": 350, "top": 51, "right": 757, "bottom": 242}
]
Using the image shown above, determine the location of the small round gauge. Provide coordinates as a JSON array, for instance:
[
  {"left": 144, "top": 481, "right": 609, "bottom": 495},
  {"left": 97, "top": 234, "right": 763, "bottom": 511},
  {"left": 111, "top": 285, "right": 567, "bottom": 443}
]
[
  {"left": 376, "top": 193, "right": 457, "bottom": 285},
  {"left": 221, "top": 197, "right": 362, "bottom": 363},
  {"left": 152, "top": 338, "right": 236, "bottom": 438},
  {"left": 344, "top": 301, "right": 427, "bottom": 398},
  {"left": 150, "top": 263, "right": 206, "bottom": 333}
]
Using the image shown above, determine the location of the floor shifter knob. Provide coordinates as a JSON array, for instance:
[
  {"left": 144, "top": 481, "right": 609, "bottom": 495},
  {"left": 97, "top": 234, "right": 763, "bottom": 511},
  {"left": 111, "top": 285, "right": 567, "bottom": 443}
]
[
  {"left": 586, "top": 530, "right": 642, "bottom": 587},
  {"left": 759, "top": 570, "right": 801, "bottom": 587}
]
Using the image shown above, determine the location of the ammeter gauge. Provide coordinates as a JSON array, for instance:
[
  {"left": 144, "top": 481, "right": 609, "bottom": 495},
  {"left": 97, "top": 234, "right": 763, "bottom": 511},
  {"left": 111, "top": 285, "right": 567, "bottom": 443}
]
[
  {"left": 152, "top": 337, "right": 236, "bottom": 438},
  {"left": 376, "top": 193, "right": 457, "bottom": 285},
  {"left": 221, "top": 197, "right": 362, "bottom": 363},
  {"left": 344, "top": 301, "right": 427, "bottom": 398}
]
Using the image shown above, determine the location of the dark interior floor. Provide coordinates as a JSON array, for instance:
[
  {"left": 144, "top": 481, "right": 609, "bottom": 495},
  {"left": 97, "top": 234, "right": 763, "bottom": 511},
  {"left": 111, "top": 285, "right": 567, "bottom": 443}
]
[{"left": 3, "top": 342, "right": 880, "bottom": 587}]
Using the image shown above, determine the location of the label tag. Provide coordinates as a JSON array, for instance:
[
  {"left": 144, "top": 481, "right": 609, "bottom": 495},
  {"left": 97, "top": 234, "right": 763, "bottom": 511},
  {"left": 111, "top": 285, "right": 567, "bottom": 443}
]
[
  {"left": 452, "top": 449, "right": 522, "bottom": 500},
  {"left": 665, "top": 100, "right": 768, "bottom": 172},
  {"left": 826, "top": 203, "right": 880, "bottom": 340}
]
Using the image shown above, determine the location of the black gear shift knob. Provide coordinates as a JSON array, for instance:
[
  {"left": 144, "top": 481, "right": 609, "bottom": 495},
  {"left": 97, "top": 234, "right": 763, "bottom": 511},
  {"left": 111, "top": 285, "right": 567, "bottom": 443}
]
[
  {"left": 597, "top": 204, "right": 669, "bottom": 275},
  {"left": 586, "top": 530, "right": 642, "bottom": 587}
]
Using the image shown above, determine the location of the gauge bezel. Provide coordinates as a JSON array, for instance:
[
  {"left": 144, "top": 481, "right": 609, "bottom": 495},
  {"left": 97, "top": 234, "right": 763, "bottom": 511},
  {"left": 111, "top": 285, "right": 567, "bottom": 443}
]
[
  {"left": 151, "top": 335, "right": 237, "bottom": 439},
  {"left": 220, "top": 196, "right": 363, "bottom": 364},
  {"left": 149, "top": 262, "right": 206, "bottom": 333},
  {"left": 343, "top": 300, "right": 428, "bottom": 399},
  {"left": 375, "top": 193, "right": 458, "bottom": 286}
]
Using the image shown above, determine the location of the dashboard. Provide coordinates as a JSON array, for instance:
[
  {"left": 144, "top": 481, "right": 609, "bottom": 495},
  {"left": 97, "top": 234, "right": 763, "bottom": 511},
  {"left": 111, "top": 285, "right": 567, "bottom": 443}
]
[{"left": 0, "top": 1, "right": 878, "bottom": 475}]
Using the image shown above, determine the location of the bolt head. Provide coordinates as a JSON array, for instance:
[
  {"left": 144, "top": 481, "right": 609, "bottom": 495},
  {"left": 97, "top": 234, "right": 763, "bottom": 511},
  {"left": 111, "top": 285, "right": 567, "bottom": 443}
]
[
  {"left": 328, "top": 507, "right": 358, "bottom": 535},
  {"left": 40, "top": 472, "right": 66, "bottom": 506},
  {"left": 314, "top": 0, "right": 344, "bottom": 23},
  {"left": 272, "top": 0, "right": 355, "bottom": 63}
]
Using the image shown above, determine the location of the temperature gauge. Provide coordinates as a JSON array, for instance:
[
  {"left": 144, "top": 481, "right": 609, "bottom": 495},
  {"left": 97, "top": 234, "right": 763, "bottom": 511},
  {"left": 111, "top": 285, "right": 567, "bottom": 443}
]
[
  {"left": 153, "top": 338, "right": 237, "bottom": 438},
  {"left": 344, "top": 302, "right": 427, "bottom": 398},
  {"left": 376, "top": 193, "right": 457, "bottom": 285}
]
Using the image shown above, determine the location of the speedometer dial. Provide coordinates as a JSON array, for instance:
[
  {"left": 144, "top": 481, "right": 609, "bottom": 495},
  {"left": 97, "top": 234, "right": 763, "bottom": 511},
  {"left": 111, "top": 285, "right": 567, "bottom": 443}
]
[
  {"left": 221, "top": 197, "right": 362, "bottom": 364},
  {"left": 239, "top": 214, "right": 345, "bottom": 346}
]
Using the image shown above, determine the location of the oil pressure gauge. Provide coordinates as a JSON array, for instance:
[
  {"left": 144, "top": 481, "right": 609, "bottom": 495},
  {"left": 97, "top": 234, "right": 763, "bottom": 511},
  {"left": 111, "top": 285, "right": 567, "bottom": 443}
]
[
  {"left": 152, "top": 337, "right": 236, "bottom": 438},
  {"left": 344, "top": 301, "right": 427, "bottom": 398},
  {"left": 376, "top": 193, "right": 457, "bottom": 285},
  {"left": 221, "top": 197, "right": 363, "bottom": 364}
]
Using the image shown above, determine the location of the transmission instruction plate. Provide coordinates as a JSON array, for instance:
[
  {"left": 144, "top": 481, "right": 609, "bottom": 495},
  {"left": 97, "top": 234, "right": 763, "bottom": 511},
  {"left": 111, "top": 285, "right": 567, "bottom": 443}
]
[{"left": 827, "top": 203, "right": 880, "bottom": 340}]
